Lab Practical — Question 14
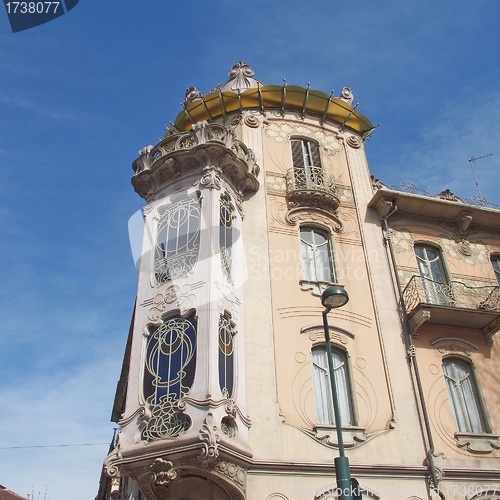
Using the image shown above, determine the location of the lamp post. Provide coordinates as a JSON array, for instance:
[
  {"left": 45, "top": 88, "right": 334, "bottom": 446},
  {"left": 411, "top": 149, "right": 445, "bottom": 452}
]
[{"left": 321, "top": 285, "right": 353, "bottom": 500}]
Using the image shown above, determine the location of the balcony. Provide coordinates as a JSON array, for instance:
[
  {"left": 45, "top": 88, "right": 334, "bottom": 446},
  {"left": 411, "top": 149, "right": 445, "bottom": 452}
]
[
  {"left": 285, "top": 167, "right": 340, "bottom": 213},
  {"left": 402, "top": 275, "right": 500, "bottom": 344}
]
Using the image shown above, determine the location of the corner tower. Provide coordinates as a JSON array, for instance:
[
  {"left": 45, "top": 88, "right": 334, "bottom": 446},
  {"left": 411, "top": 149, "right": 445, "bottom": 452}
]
[{"left": 103, "top": 63, "right": 418, "bottom": 500}]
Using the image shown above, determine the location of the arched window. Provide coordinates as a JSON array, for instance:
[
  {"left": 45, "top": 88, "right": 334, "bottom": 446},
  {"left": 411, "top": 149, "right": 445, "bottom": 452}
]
[
  {"left": 442, "top": 358, "right": 488, "bottom": 434},
  {"left": 312, "top": 346, "right": 354, "bottom": 426},
  {"left": 300, "top": 227, "right": 335, "bottom": 282},
  {"left": 414, "top": 244, "right": 450, "bottom": 305},
  {"left": 291, "top": 139, "right": 323, "bottom": 188},
  {"left": 491, "top": 256, "right": 500, "bottom": 286}
]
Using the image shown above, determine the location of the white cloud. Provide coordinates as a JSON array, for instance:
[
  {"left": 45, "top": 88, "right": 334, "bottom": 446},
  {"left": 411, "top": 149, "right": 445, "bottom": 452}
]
[{"left": 0, "top": 358, "right": 119, "bottom": 500}]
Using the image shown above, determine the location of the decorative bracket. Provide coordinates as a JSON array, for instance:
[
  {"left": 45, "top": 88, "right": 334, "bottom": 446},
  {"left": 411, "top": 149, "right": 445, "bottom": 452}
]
[{"left": 408, "top": 308, "right": 431, "bottom": 337}]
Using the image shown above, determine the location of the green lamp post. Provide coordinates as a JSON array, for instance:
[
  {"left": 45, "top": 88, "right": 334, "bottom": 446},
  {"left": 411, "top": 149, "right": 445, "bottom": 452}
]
[{"left": 321, "top": 285, "right": 354, "bottom": 500}]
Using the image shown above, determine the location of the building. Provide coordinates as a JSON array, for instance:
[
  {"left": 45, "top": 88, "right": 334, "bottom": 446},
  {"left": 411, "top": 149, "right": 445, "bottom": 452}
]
[
  {"left": 0, "top": 485, "right": 27, "bottom": 500},
  {"left": 98, "top": 63, "right": 500, "bottom": 500}
]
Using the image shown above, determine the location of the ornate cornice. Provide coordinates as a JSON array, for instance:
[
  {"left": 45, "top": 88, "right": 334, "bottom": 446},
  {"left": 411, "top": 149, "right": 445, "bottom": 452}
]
[{"left": 132, "top": 122, "right": 260, "bottom": 199}]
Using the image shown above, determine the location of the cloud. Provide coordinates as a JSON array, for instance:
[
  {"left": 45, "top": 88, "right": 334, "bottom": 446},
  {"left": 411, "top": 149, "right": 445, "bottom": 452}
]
[
  {"left": 0, "top": 93, "right": 76, "bottom": 121},
  {"left": 393, "top": 91, "right": 500, "bottom": 205},
  {"left": 0, "top": 358, "right": 119, "bottom": 500}
]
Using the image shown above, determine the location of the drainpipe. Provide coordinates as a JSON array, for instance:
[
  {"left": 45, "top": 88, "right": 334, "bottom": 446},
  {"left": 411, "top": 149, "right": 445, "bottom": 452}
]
[{"left": 381, "top": 203, "right": 445, "bottom": 499}]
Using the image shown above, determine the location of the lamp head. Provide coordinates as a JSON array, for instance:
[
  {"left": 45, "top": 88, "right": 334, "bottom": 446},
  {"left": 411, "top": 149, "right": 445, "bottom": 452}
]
[{"left": 321, "top": 285, "right": 349, "bottom": 309}]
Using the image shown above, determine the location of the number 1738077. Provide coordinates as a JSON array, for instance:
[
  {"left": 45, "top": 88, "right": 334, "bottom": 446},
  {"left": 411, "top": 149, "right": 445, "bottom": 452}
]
[{"left": 5, "top": 2, "right": 60, "bottom": 14}]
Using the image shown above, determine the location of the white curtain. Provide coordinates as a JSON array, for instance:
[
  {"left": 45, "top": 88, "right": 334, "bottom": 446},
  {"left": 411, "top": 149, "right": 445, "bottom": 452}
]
[
  {"left": 312, "top": 348, "right": 352, "bottom": 426},
  {"left": 443, "top": 359, "right": 486, "bottom": 433}
]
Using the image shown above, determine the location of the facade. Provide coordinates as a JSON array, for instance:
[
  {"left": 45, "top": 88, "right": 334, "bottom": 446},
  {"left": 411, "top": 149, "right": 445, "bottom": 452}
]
[{"left": 98, "top": 63, "right": 500, "bottom": 500}]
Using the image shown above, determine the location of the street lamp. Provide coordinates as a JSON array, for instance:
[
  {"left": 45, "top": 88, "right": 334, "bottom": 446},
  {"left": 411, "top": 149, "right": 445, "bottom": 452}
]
[{"left": 321, "top": 285, "right": 354, "bottom": 500}]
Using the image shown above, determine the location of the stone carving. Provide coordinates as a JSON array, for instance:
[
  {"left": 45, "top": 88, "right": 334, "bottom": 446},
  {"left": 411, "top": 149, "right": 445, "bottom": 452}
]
[
  {"left": 455, "top": 432, "right": 500, "bottom": 453},
  {"left": 370, "top": 175, "right": 387, "bottom": 192},
  {"left": 374, "top": 196, "right": 394, "bottom": 219},
  {"left": 347, "top": 135, "right": 362, "bottom": 149},
  {"left": 141, "top": 282, "right": 203, "bottom": 320},
  {"left": 136, "top": 459, "right": 178, "bottom": 500},
  {"left": 264, "top": 122, "right": 342, "bottom": 155},
  {"left": 199, "top": 413, "right": 221, "bottom": 466},
  {"left": 150, "top": 458, "right": 178, "bottom": 485},
  {"left": 339, "top": 86, "right": 354, "bottom": 106},
  {"left": 221, "top": 62, "right": 263, "bottom": 92},
  {"left": 200, "top": 166, "right": 223, "bottom": 190},
  {"left": 434, "top": 189, "right": 463, "bottom": 203},
  {"left": 184, "top": 86, "right": 202, "bottom": 106},
  {"left": 244, "top": 114, "right": 260, "bottom": 128},
  {"left": 132, "top": 145, "right": 154, "bottom": 173},
  {"left": 132, "top": 121, "right": 260, "bottom": 198},
  {"left": 286, "top": 209, "right": 344, "bottom": 233},
  {"left": 214, "top": 460, "right": 247, "bottom": 488}
]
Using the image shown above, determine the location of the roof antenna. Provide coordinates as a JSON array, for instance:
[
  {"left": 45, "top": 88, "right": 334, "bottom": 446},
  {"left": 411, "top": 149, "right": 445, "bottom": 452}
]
[{"left": 468, "top": 153, "right": 492, "bottom": 205}]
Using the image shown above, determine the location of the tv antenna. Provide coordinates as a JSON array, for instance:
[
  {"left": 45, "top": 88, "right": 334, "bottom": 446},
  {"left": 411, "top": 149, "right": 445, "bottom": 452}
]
[{"left": 468, "top": 153, "right": 492, "bottom": 204}]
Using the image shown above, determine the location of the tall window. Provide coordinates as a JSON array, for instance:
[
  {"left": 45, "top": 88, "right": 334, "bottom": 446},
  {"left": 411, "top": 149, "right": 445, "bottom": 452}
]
[
  {"left": 154, "top": 196, "right": 201, "bottom": 284},
  {"left": 414, "top": 244, "right": 449, "bottom": 305},
  {"left": 491, "top": 256, "right": 500, "bottom": 286},
  {"left": 442, "top": 358, "right": 488, "bottom": 434},
  {"left": 312, "top": 347, "right": 354, "bottom": 426},
  {"left": 142, "top": 313, "right": 197, "bottom": 440},
  {"left": 220, "top": 195, "right": 233, "bottom": 281},
  {"left": 291, "top": 139, "right": 323, "bottom": 188},
  {"left": 218, "top": 313, "right": 236, "bottom": 398},
  {"left": 300, "top": 227, "right": 335, "bottom": 282}
]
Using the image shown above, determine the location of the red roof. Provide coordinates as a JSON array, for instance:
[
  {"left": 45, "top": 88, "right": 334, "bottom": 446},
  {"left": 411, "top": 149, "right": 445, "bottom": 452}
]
[{"left": 0, "top": 489, "right": 28, "bottom": 500}]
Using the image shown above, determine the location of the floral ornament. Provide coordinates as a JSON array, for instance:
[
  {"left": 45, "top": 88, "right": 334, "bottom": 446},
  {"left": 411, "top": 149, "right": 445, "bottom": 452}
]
[
  {"left": 388, "top": 228, "right": 414, "bottom": 253},
  {"left": 439, "top": 236, "right": 489, "bottom": 264},
  {"left": 265, "top": 122, "right": 342, "bottom": 154}
]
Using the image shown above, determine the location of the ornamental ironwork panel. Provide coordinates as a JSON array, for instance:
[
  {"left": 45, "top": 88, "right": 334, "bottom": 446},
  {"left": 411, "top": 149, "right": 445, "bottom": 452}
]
[
  {"left": 285, "top": 167, "right": 339, "bottom": 213},
  {"left": 218, "top": 314, "right": 235, "bottom": 398},
  {"left": 402, "top": 275, "right": 500, "bottom": 313},
  {"left": 154, "top": 197, "right": 201, "bottom": 284},
  {"left": 220, "top": 195, "right": 233, "bottom": 281},
  {"left": 286, "top": 166, "right": 336, "bottom": 194},
  {"left": 142, "top": 314, "right": 197, "bottom": 440}
]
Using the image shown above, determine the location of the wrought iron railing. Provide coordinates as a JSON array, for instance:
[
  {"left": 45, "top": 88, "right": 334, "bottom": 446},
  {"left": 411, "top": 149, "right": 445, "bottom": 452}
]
[
  {"left": 383, "top": 182, "right": 500, "bottom": 210},
  {"left": 285, "top": 166, "right": 336, "bottom": 195},
  {"left": 402, "top": 275, "right": 500, "bottom": 314}
]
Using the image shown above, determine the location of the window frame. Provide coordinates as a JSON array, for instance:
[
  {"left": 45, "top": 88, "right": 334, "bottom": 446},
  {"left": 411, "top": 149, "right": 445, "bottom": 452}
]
[
  {"left": 290, "top": 138, "right": 323, "bottom": 188},
  {"left": 300, "top": 226, "right": 336, "bottom": 283},
  {"left": 414, "top": 243, "right": 451, "bottom": 305},
  {"left": 442, "top": 356, "right": 490, "bottom": 435},
  {"left": 491, "top": 255, "right": 500, "bottom": 286},
  {"left": 311, "top": 345, "right": 356, "bottom": 427}
]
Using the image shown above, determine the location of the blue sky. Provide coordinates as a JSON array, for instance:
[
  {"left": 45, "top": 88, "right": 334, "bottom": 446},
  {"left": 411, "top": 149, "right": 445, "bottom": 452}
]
[{"left": 0, "top": 1, "right": 499, "bottom": 498}]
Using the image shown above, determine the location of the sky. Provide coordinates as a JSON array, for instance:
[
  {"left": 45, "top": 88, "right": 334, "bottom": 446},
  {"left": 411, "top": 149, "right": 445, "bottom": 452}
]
[{"left": 0, "top": 1, "right": 499, "bottom": 498}]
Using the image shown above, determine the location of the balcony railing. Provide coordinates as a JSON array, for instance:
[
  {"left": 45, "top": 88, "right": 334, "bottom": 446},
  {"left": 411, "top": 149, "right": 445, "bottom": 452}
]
[
  {"left": 285, "top": 167, "right": 339, "bottom": 213},
  {"left": 402, "top": 275, "right": 500, "bottom": 314}
]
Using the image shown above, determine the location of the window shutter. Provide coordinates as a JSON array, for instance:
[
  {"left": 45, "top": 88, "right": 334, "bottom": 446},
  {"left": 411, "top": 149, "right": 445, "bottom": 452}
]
[
  {"left": 291, "top": 140, "right": 305, "bottom": 169},
  {"left": 310, "top": 142, "right": 321, "bottom": 168}
]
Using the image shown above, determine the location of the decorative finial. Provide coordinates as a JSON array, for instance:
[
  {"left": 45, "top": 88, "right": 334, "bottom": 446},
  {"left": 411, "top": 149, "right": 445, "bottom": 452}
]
[
  {"left": 221, "top": 62, "right": 264, "bottom": 92},
  {"left": 183, "top": 87, "right": 202, "bottom": 107},
  {"left": 339, "top": 87, "right": 354, "bottom": 106}
]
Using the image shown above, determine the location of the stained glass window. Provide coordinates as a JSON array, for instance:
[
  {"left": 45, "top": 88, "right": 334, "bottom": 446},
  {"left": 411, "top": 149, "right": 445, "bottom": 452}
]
[
  {"left": 218, "top": 313, "right": 235, "bottom": 398},
  {"left": 220, "top": 195, "right": 233, "bottom": 281},
  {"left": 142, "top": 312, "right": 197, "bottom": 440},
  {"left": 154, "top": 196, "right": 200, "bottom": 284}
]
